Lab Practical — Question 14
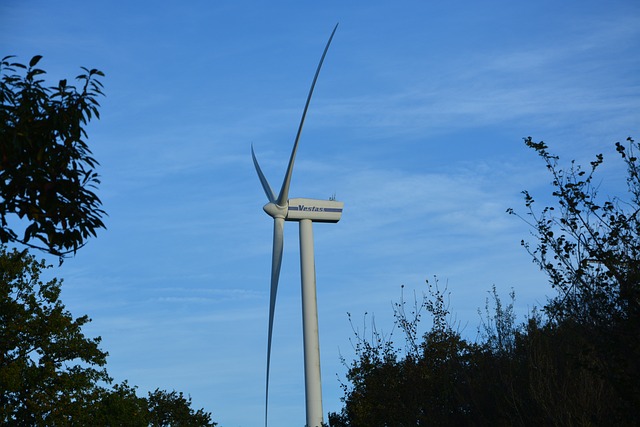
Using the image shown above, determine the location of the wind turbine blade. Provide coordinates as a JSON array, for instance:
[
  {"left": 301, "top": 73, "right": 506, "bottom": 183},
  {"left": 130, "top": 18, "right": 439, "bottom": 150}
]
[
  {"left": 265, "top": 216, "right": 284, "bottom": 427},
  {"left": 252, "top": 144, "right": 277, "bottom": 203},
  {"left": 276, "top": 23, "right": 339, "bottom": 206}
]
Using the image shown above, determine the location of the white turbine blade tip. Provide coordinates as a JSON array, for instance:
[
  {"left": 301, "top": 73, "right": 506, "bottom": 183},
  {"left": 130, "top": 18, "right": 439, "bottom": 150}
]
[
  {"left": 252, "top": 145, "right": 277, "bottom": 203},
  {"left": 276, "top": 24, "right": 338, "bottom": 207}
]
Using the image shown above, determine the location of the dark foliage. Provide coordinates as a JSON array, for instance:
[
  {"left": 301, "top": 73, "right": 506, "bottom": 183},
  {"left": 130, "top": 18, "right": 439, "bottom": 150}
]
[
  {"left": 147, "top": 389, "right": 217, "bottom": 427},
  {"left": 0, "top": 246, "right": 109, "bottom": 425},
  {"left": 0, "top": 55, "right": 106, "bottom": 257},
  {"left": 0, "top": 246, "right": 217, "bottom": 426},
  {"left": 331, "top": 137, "right": 640, "bottom": 426}
]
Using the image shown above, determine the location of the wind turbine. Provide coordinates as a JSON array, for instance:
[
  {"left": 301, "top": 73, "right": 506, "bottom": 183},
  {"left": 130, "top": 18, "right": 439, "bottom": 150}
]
[{"left": 251, "top": 24, "right": 343, "bottom": 427}]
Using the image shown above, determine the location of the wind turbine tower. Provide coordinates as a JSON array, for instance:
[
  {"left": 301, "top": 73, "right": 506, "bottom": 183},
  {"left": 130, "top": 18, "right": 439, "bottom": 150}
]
[{"left": 251, "top": 24, "right": 343, "bottom": 427}]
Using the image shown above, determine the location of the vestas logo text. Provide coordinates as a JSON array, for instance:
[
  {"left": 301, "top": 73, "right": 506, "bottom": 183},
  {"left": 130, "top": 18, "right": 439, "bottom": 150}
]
[{"left": 296, "top": 205, "right": 324, "bottom": 212}]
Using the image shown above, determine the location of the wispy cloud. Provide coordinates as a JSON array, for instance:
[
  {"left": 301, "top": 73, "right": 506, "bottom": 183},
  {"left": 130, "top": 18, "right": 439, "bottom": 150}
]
[{"left": 304, "top": 17, "right": 640, "bottom": 144}]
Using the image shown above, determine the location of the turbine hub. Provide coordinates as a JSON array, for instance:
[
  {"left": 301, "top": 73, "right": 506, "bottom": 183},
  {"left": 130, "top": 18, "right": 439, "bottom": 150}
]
[{"left": 263, "top": 202, "right": 287, "bottom": 219}]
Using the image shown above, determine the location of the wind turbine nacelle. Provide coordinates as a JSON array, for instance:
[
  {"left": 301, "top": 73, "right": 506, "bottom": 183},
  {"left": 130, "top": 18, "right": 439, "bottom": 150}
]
[{"left": 286, "top": 198, "right": 344, "bottom": 223}]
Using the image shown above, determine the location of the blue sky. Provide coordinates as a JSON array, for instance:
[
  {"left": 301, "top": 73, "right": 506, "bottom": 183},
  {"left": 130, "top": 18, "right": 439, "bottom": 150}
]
[{"left": 2, "top": 1, "right": 639, "bottom": 425}]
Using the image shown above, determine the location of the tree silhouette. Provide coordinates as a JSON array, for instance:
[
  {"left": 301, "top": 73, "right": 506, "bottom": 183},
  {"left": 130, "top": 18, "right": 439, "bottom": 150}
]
[
  {"left": 331, "top": 137, "right": 640, "bottom": 426},
  {"left": 1, "top": 55, "right": 106, "bottom": 257}
]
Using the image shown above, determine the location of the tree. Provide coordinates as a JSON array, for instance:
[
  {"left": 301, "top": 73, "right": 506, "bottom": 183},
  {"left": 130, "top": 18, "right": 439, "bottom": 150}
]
[
  {"left": 0, "top": 55, "right": 106, "bottom": 257},
  {"left": 330, "top": 281, "right": 626, "bottom": 426},
  {"left": 86, "top": 383, "right": 218, "bottom": 427},
  {"left": 331, "top": 136, "right": 640, "bottom": 426},
  {"left": 510, "top": 136, "right": 640, "bottom": 326},
  {"left": 0, "top": 245, "right": 109, "bottom": 424},
  {"left": 330, "top": 280, "right": 478, "bottom": 426},
  {"left": 0, "top": 246, "right": 217, "bottom": 426},
  {"left": 147, "top": 389, "right": 217, "bottom": 427},
  {"left": 88, "top": 381, "right": 150, "bottom": 426},
  {"left": 508, "top": 136, "right": 640, "bottom": 421}
]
